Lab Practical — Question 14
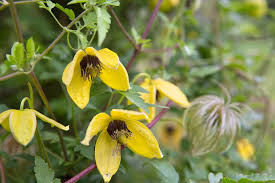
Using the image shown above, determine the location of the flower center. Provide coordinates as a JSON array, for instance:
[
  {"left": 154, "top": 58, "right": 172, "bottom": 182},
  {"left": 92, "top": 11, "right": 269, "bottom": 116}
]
[
  {"left": 80, "top": 55, "right": 102, "bottom": 81},
  {"left": 165, "top": 125, "right": 175, "bottom": 136},
  {"left": 107, "top": 120, "right": 132, "bottom": 142}
]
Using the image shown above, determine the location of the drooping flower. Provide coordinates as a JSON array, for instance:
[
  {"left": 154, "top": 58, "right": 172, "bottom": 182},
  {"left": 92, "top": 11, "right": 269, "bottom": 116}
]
[
  {"left": 236, "top": 138, "right": 255, "bottom": 161},
  {"left": 183, "top": 95, "right": 244, "bottom": 156},
  {"left": 62, "top": 47, "right": 130, "bottom": 109},
  {"left": 157, "top": 120, "right": 184, "bottom": 150},
  {"left": 139, "top": 78, "right": 190, "bottom": 122},
  {"left": 81, "top": 109, "right": 163, "bottom": 182},
  {"left": 0, "top": 109, "right": 69, "bottom": 146}
]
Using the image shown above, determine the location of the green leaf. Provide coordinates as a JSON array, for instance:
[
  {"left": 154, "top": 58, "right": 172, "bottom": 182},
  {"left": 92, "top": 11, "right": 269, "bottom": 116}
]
[
  {"left": 95, "top": 6, "right": 111, "bottom": 46},
  {"left": 119, "top": 89, "right": 149, "bottom": 114},
  {"left": 130, "top": 84, "right": 149, "bottom": 93},
  {"left": 190, "top": 65, "right": 221, "bottom": 78},
  {"left": 74, "top": 144, "right": 94, "bottom": 160},
  {"left": 83, "top": 12, "right": 97, "bottom": 29},
  {"left": 11, "top": 42, "right": 25, "bottom": 68},
  {"left": 103, "top": 0, "right": 120, "bottom": 6},
  {"left": 209, "top": 173, "right": 223, "bottom": 183},
  {"left": 67, "top": 0, "right": 88, "bottom": 5},
  {"left": 26, "top": 37, "right": 35, "bottom": 61},
  {"left": 46, "top": 1, "right": 55, "bottom": 10},
  {"left": 55, "top": 3, "right": 75, "bottom": 21},
  {"left": 6, "top": 54, "right": 16, "bottom": 64},
  {"left": 131, "top": 27, "right": 140, "bottom": 43},
  {"left": 145, "top": 159, "right": 179, "bottom": 183},
  {"left": 34, "top": 156, "right": 56, "bottom": 183}
]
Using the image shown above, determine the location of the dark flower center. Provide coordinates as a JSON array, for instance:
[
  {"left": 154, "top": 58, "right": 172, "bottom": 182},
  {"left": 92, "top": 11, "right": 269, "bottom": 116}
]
[
  {"left": 107, "top": 120, "right": 132, "bottom": 141},
  {"left": 165, "top": 125, "right": 175, "bottom": 136},
  {"left": 80, "top": 55, "right": 102, "bottom": 81},
  {"left": 156, "top": 90, "right": 161, "bottom": 101}
]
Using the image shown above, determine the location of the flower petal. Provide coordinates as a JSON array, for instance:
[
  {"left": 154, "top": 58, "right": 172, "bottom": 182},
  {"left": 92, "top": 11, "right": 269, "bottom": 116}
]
[
  {"left": 62, "top": 50, "right": 86, "bottom": 85},
  {"left": 81, "top": 113, "right": 111, "bottom": 146},
  {"left": 153, "top": 78, "right": 190, "bottom": 107},
  {"left": 0, "top": 109, "right": 13, "bottom": 131},
  {"left": 139, "top": 79, "right": 157, "bottom": 122},
  {"left": 32, "top": 110, "right": 69, "bottom": 131},
  {"left": 110, "top": 109, "right": 148, "bottom": 121},
  {"left": 99, "top": 61, "right": 130, "bottom": 91},
  {"left": 125, "top": 120, "right": 163, "bottom": 159},
  {"left": 9, "top": 109, "right": 37, "bottom": 146},
  {"left": 95, "top": 129, "right": 121, "bottom": 183},
  {"left": 66, "top": 63, "right": 92, "bottom": 109}
]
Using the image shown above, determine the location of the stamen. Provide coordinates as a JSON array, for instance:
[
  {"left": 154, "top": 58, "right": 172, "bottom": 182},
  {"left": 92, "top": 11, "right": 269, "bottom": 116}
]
[
  {"left": 80, "top": 55, "right": 102, "bottom": 81},
  {"left": 107, "top": 120, "right": 132, "bottom": 142},
  {"left": 165, "top": 125, "right": 175, "bottom": 136}
]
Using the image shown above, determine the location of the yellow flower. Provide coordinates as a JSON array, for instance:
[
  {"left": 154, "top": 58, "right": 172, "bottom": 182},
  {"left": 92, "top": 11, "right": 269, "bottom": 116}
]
[
  {"left": 81, "top": 109, "right": 163, "bottom": 182},
  {"left": 236, "top": 138, "right": 255, "bottom": 161},
  {"left": 139, "top": 78, "right": 190, "bottom": 122},
  {"left": 62, "top": 47, "right": 130, "bottom": 109},
  {"left": 0, "top": 109, "right": 69, "bottom": 146},
  {"left": 157, "top": 121, "right": 184, "bottom": 150}
]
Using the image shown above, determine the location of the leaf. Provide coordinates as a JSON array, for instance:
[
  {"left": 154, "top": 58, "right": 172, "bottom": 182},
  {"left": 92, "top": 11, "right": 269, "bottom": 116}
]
[
  {"left": 131, "top": 27, "right": 140, "bottom": 43},
  {"left": 55, "top": 3, "right": 75, "bottom": 21},
  {"left": 190, "top": 65, "right": 221, "bottom": 78},
  {"left": 46, "top": 1, "right": 55, "bottom": 10},
  {"left": 34, "top": 156, "right": 56, "bottom": 183},
  {"left": 83, "top": 12, "right": 97, "bottom": 29},
  {"left": 74, "top": 144, "right": 94, "bottom": 160},
  {"left": 102, "top": 0, "right": 120, "bottom": 6},
  {"left": 208, "top": 172, "right": 223, "bottom": 183},
  {"left": 145, "top": 159, "right": 179, "bottom": 183},
  {"left": 26, "top": 37, "right": 35, "bottom": 61},
  {"left": 68, "top": 0, "right": 88, "bottom": 5},
  {"left": 95, "top": 6, "right": 111, "bottom": 46},
  {"left": 130, "top": 84, "right": 149, "bottom": 93},
  {"left": 119, "top": 89, "right": 149, "bottom": 114},
  {"left": 11, "top": 42, "right": 25, "bottom": 68}
]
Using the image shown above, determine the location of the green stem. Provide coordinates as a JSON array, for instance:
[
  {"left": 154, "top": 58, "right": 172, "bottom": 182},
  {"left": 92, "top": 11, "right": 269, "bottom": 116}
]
[
  {"left": 117, "top": 95, "right": 125, "bottom": 105},
  {"left": 19, "top": 97, "right": 30, "bottom": 110},
  {"left": 71, "top": 104, "right": 79, "bottom": 140},
  {"left": 35, "top": 129, "right": 52, "bottom": 168},
  {"left": 29, "top": 71, "right": 69, "bottom": 161},
  {"left": 131, "top": 73, "right": 151, "bottom": 84}
]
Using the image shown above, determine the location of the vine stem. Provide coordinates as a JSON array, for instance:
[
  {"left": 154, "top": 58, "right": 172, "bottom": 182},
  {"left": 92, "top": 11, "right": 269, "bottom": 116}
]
[
  {"left": 0, "top": 159, "right": 6, "bottom": 183},
  {"left": 8, "top": 0, "right": 23, "bottom": 43},
  {"left": 0, "top": 0, "right": 40, "bottom": 11},
  {"left": 64, "top": 100, "right": 172, "bottom": 183},
  {"left": 29, "top": 71, "right": 69, "bottom": 161},
  {"left": 126, "top": 0, "right": 163, "bottom": 70},
  {"left": 35, "top": 129, "right": 52, "bottom": 168}
]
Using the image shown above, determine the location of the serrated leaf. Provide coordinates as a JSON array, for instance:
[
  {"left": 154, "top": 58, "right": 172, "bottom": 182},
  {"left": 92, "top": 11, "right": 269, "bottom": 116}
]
[
  {"left": 209, "top": 173, "right": 223, "bottom": 183},
  {"left": 11, "top": 42, "right": 25, "bottom": 68},
  {"left": 74, "top": 144, "right": 94, "bottom": 160},
  {"left": 46, "top": 1, "right": 55, "bottom": 10},
  {"left": 67, "top": 0, "right": 88, "bottom": 5},
  {"left": 95, "top": 6, "right": 111, "bottom": 46},
  {"left": 26, "top": 37, "right": 35, "bottom": 61},
  {"left": 119, "top": 89, "right": 149, "bottom": 114},
  {"left": 131, "top": 27, "right": 140, "bottom": 43},
  {"left": 6, "top": 54, "right": 16, "bottom": 64},
  {"left": 145, "top": 159, "right": 179, "bottom": 183},
  {"left": 83, "top": 12, "right": 97, "bottom": 29},
  {"left": 55, "top": 3, "right": 75, "bottom": 21},
  {"left": 34, "top": 156, "right": 55, "bottom": 183}
]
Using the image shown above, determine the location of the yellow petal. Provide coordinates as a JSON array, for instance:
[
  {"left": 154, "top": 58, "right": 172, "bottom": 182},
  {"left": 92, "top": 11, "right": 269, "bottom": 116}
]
[
  {"left": 81, "top": 113, "right": 111, "bottom": 146},
  {"left": 32, "top": 110, "right": 69, "bottom": 131},
  {"left": 86, "top": 47, "right": 119, "bottom": 69},
  {"left": 66, "top": 64, "right": 92, "bottom": 109},
  {"left": 62, "top": 50, "right": 86, "bottom": 85},
  {"left": 99, "top": 61, "right": 130, "bottom": 91},
  {"left": 139, "top": 79, "right": 157, "bottom": 122},
  {"left": 95, "top": 129, "right": 121, "bottom": 183},
  {"left": 9, "top": 109, "right": 37, "bottom": 146},
  {"left": 110, "top": 109, "right": 148, "bottom": 121},
  {"left": 0, "top": 109, "right": 14, "bottom": 131},
  {"left": 153, "top": 78, "right": 190, "bottom": 107},
  {"left": 125, "top": 120, "right": 163, "bottom": 159}
]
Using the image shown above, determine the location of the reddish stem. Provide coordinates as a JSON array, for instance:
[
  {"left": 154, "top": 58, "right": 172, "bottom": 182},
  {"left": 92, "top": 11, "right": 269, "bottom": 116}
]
[
  {"left": 126, "top": 0, "right": 163, "bottom": 70},
  {"left": 0, "top": 159, "right": 6, "bottom": 183},
  {"left": 64, "top": 100, "right": 172, "bottom": 183}
]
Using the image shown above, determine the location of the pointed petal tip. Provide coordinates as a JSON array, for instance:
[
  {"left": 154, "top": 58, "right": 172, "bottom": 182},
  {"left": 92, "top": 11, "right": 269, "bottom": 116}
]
[
  {"left": 64, "top": 125, "right": 70, "bottom": 131},
  {"left": 103, "top": 173, "right": 112, "bottom": 183},
  {"left": 81, "top": 139, "right": 90, "bottom": 146}
]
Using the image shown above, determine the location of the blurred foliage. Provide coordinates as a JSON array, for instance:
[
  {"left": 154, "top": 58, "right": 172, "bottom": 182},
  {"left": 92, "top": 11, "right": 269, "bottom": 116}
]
[{"left": 1, "top": 0, "right": 275, "bottom": 182}]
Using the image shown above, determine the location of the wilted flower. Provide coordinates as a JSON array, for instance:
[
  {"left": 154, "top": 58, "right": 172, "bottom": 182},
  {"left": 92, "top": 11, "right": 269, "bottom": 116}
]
[
  {"left": 237, "top": 138, "right": 255, "bottom": 161},
  {"left": 157, "top": 120, "right": 184, "bottom": 150},
  {"left": 0, "top": 109, "right": 69, "bottom": 146},
  {"left": 139, "top": 78, "right": 190, "bottom": 122},
  {"left": 184, "top": 95, "right": 244, "bottom": 156},
  {"left": 62, "top": 47, "right": 130, "bottom": 109},
  {"left": 81, "top": 109, "right": 162, "bottom": 182}
]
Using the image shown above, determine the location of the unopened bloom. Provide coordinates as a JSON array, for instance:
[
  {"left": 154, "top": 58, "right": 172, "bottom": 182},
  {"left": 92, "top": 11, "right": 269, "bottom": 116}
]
[
  {"left": 0, "top": 109, "right": 69, "bottom": 146},
  {"left": 81, "top": 109, "right": 163, "bottom": 182},
  {"left": 62, "top": 47, "right": 130, "bottom": 109},
  {"left": 139, "top": 78, "right": 190, "bottom": 122},
  {"left": 237, "top": 138, "right": 255, "bottom": 161}
]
